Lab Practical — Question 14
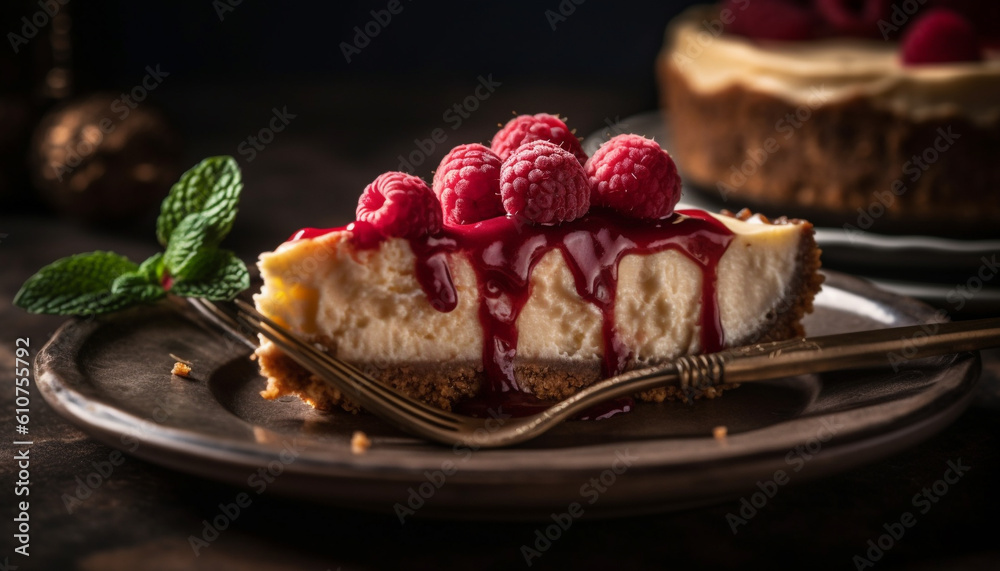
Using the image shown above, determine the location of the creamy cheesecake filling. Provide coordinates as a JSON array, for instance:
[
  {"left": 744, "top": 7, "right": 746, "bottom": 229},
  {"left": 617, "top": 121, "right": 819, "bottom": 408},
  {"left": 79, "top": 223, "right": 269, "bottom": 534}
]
[
  {"left": 256, "top": 211, "right": 807, "bottom": 409},
  {"left": 664, "top": 7, "right": 1000, "bottom": 125},
  {"left": 258, "top": 233, "right": 484, "bottom": 364}
]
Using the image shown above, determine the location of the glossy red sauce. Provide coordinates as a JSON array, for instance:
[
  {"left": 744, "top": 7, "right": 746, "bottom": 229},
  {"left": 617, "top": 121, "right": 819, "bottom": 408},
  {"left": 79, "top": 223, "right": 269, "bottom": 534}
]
[{"left": 287, "top": 209, "right": 734, "bottom": 417}]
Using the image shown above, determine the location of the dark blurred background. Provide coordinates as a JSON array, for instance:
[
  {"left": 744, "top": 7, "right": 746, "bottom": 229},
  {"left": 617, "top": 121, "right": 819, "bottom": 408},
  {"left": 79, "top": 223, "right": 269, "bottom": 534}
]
[
  {"left": 69, "top": 0, "right": 688, "bottom": 85},
  {"left": 2, "top": 0, "right": 702, "bottom": 250}
]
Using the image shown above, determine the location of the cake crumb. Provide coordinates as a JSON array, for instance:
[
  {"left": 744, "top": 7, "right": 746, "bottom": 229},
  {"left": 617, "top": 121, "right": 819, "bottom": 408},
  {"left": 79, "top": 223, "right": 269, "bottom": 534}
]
[
  {"left": 171, "top": 362, "right": 192, "bottom": 377},
  {"left": 351, "top": 431, "right": 371, "bottom": 455},
  {"left": 713, "top": 425, "right": 728, "bottom": 440}
]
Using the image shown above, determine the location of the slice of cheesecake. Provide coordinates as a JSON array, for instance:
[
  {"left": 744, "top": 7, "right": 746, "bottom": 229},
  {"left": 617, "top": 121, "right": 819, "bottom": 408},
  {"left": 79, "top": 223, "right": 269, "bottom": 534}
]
[
  {"left": 254, "top": 208, "right": 822, "bottom": 413},
  {"left": 254, "top": 128, "right": 822, "bottom": 414}
]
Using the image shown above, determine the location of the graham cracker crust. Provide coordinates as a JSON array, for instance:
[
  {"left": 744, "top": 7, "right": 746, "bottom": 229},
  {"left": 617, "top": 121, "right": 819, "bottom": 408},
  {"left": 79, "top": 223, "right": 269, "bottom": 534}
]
[{"left": 255, "top": 211, "right": 823, "bottom": 413}]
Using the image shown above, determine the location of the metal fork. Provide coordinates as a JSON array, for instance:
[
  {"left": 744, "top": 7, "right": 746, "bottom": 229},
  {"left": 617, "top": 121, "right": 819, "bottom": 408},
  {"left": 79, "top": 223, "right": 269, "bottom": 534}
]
[{"left": 188, "top": 297, "right": 1000, "bottom": 448}]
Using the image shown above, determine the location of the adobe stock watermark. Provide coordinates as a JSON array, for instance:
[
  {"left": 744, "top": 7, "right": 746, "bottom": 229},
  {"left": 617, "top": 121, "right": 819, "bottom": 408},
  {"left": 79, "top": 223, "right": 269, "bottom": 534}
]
[
  {"left": 726, "top": 417, "right": 843, "bottom": 534},
  {"left": 7, "top": 0, "right": 69, "bottom": 54},
  {"left": 393, "top": 406, "right": 511, "bottom": 523},
  {"left": 885, "top": 310, "right": 949, "bottom": 372},
  {"left": 53, "top": 65, "right": 170, "bottom": 181},
  {"left": 580, "top": 114, "right": 632, "bottom": 162},
  {"left": 843, "top": 126, "right": 960, "bottom": 240},
  {"left": 396, "top": 74, "right": 501, "bottom": 174},
  {"left": 213, "top": 0, "right": 243, "bottom": 21},
  {"left": 670, "top": 0, "right": 750, "bottom": 69},
  {"left": 876, "top": 0, "right": 930, "bottom": 40},
  {"left": 599, "top": 115, "right": 631, "bottom": 139},
  {"left": 945, "top": 253, "right": 999, "bottom": 312},
  {"left": 236, "top": 106, "right": 297, "bottom": 162},
  {"left": 61, "top": 396, "right": 173, "bottom": 513},
  {"left": 545, "top": 0, "right": 586, "bottom": 31},
  {"left": 716, "top": 85, "right": 831, "bottom": 201},
  {"left": 188, "top": 439, "right": 302, "bottom": 555},
  {"left": 520, "top": 449, "right": 637, "bottom": 566},
  {"left": 340, "top": 0, "right": 415, "bottom": 63},
  {"left": 851, "top": 458, "right": 970, "bottom": 570}
]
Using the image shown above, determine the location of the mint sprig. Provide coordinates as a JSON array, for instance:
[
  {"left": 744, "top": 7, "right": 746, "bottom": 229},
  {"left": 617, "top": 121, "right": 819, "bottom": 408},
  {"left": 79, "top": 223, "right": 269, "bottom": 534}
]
[
  {"left": 13, "top": 252, "right": 156, "bottom": 315},
  {"left": 14, "top": 156, "right": 251, "bottom": 316},
  {"left": 169, "top": 250, "right": 249, "bottom": 299},
  {"left": 163, "top": 213, "right": 223, "bottom": 282},
  {"left": 157, "top": 155, "right": 242, "bottom": 247}
]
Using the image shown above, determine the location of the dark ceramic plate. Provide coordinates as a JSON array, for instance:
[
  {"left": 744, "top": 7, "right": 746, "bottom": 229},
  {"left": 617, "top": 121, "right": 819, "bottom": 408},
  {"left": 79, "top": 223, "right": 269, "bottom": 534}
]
[{"left": 36, "top": 272, "right": 980, "bottom": 520}]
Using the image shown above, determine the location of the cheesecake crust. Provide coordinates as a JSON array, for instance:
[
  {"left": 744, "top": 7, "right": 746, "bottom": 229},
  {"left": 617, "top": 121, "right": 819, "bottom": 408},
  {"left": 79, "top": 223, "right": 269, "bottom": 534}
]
[{"left": 255, "top": 211, "right": 823, "bottom": 413}]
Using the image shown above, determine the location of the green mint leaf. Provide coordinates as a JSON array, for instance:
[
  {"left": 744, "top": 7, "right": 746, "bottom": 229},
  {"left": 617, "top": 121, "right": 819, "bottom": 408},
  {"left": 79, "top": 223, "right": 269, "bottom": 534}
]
[
  {"left": 169, "top": 250, "right": 250, "bottom": 300},
  {"left": 111, "top": 254, "right": 167, "bottom": 304},
  {"left": 136, "top": 252, "right": 166, "bottom": 282},
  {"left": 163, "top": 213, "right": 219, "bottom": 281},
  {"left": 156, "top": 156, "right": 242, "bottom": 247},
  {"left": 110, "top": 274, "right": 166, "bottom": 305},
  {"left": 16, "top": 155, "right": 252, "bottom": 316},
  {"left": 13, "top": 251, "right": 148, "bottom": 315}
]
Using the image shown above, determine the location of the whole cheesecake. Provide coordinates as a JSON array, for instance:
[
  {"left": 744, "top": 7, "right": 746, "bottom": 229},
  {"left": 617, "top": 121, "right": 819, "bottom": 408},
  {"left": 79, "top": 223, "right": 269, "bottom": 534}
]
[
  {"left": 253, "top": 119, "right": 823, "bottom": 414},
  {"left": 658, "top": 3, "right": 1000, "bottom": 236}
]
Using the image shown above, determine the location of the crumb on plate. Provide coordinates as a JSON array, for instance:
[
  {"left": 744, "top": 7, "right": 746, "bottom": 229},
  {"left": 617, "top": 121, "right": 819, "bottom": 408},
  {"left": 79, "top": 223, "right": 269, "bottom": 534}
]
[
  {"left": 171, "top": 362, "right": 192, "bottom": 377},
  {"left": 351, "top": 430, "right": 371, "bottom": 455}
]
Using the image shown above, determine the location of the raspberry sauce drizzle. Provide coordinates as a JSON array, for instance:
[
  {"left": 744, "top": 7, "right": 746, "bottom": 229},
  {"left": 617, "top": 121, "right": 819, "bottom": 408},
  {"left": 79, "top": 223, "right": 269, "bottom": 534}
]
[{"left": 287, "top": 209, "right": 734, "bottom": 417}]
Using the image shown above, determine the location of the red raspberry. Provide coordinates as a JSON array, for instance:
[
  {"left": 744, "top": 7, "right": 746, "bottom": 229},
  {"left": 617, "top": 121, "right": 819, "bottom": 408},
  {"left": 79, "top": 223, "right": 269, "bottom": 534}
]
[
  {"left": 815, "top": 0, "right": 890, "bottom": 38},
  {"left": 432, "top": 144, "right": 504, "bottom": 225},
  {"left": 491, "top": 113, "right": 588, "bottom": 165},
  {"left": 901, "top": 9, "right": 983, "bottom": 65},
  {"left": 929, "top": 1, "right": 1000, "bottom": 42},
  {"left": 356, "top": 172, "right": 441, "bottom": 238},
  {"left": 585, "top": 134, "right": 681, "bottom": 220},
  {"left": 499, "top": 141, "right": 590, "bottom": 225},
  {"left": 725, "top": 0, "right": 819, "bottom": 41}
]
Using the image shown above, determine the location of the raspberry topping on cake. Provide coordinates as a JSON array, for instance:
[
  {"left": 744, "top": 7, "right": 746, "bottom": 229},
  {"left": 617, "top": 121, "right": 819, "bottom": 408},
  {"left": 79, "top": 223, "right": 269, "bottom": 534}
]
[
  {"left": 491, "top": 113, "right": 588, "bottom": 164},
  {"left": 586, "top": 134, "right": 682, "bottom": 220},
  {"left": 432, "top": 144, "right": 504, "bottom": 225},
  {"left": 499, "top": 140, "right": 590, "bottom": 225},
  {"left": 901, "top": 8, "right": 983, "bottom": 65},
  {"left": 815, "top": 0, "right": 890, "bottom": 38},
  {"left": 356, "top": 172, "right": 442, "bottom": 238},
  {"left": 931, "top": 1, "right": 1000, "bottom": 43},
  {"left": 724, "top": 0, "right": 819, "bottom": 41}
]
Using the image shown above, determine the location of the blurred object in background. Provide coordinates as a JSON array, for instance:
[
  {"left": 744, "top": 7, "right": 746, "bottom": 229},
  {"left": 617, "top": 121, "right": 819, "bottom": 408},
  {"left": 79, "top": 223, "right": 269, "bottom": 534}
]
[
  {"left": 29, "top": 92, "right": 182, "bottom": 222},
  {"left": 0, "top": 0, "right": 63, "bottom": 211},
  {"left": 36, "top": 1, "right": 74, "bottom": 101},
  {"left": 3, "top": 0, "right": 182, "bottom": 224},
  {"left": 657, "top": 0, "right": 1000, "bottom": 238},
  {"left": 0, "top": 83, "right": 33, "bottom": 207}
]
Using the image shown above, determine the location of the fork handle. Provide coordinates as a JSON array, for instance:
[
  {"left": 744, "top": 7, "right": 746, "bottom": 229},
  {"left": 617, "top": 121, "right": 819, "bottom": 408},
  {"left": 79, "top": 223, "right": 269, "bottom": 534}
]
[
  {"left": 719, "top": 317, "right": 1000, "bottom": 384},
  {"left": 674, "top": 318, "right": 1000, "bottom": 389},
  {"left": 619, "top": 317, "right": 1000, "bottom": 398}
]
